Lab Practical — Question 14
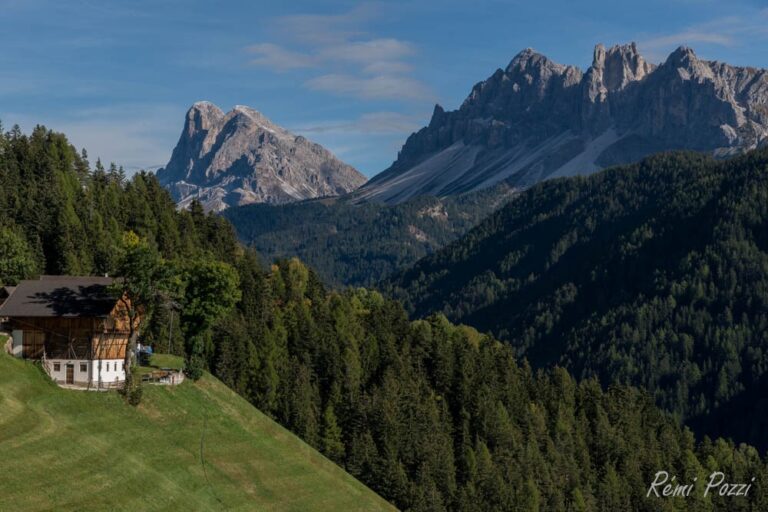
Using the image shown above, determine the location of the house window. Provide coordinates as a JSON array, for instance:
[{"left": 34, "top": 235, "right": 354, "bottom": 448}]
[
  {"left": 106, "top": 362, "right": 111, "bottom": 372},
  {"left": 80, "top": 363, "right": 87, "bottom": 373},
  {"left": 53, "top": 363, "right": 61, "bottom": 372}
]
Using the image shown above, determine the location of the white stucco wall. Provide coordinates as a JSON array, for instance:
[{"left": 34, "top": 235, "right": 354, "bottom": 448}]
[
  {"left": 46, "top": 359, "right": 125, "bottom": 386},
  {"left": 90, "top": 359, "right": 126, "bottom": 385},
  {"left": 11, "top": 330, "right": 23, "bottom": 357}
]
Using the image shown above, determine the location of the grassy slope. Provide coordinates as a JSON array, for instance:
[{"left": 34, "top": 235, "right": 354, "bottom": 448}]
[{"left": 0, "top": 353, "right": 394, "bottom": 512}]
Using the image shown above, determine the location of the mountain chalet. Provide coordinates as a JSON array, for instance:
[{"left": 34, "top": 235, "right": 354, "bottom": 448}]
[{"left": 0, "top": 276, "right": 137, "bottom": 388}]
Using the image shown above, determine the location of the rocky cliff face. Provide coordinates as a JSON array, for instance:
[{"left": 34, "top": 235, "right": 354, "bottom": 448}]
[
  {"left": 358, "top": 43, "right": 768, "bottom": 203},
  {"left": 157, "top": 102, "right": 367, "bottom": 211}
]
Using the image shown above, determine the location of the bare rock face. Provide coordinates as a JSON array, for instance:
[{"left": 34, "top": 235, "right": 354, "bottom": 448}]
[
  {"left": 582, "top": 43, "right": 655, "bottom": 133},
  {"left": 358, "top": 43, "right": 768, "bottom": 204},
  {"left": 157, "top": 102, "right": 367, "bottom": 211}
]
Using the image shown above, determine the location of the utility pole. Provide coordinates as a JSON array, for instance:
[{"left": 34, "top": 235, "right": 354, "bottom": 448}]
[
  {"left": 165, "top": 299, "right": 180, "bottom": 355},
  {"left": 168, "top": 309, "right": 174, "bottom": 355}
]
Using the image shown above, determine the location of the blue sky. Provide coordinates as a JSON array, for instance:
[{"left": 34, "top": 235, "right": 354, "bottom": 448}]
[{"left": 1, "top": 0, "right": 767, "bottom": 177}]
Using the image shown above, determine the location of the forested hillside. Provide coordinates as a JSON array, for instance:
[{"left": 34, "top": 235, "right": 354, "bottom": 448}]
[
  {"left": 222, "top": 184, "right": 514, "bottom": 287},
  {"left": 2, "top": 123, "right": 767, "bottom": 511},
  {"left": 0, "top": 123, "right": 240, "bottom": 281},
  {"left": 209, "top": 257, "right": 768, "bottom": 511},
  {"left": 386, "top": 149, "right": 768, "bottom": 451}
]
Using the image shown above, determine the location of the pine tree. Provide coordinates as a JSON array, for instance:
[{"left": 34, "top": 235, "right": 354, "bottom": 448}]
[{"left": 321, "top": 404, "right": 345, "bottom": 464}]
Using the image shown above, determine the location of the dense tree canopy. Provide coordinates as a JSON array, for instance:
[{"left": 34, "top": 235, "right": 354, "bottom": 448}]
[
  {"left": 177, "top": 258, "right": 241, "bottom": 379},
  {"left": 222, "top": 184, "right": 515, "bottom": 287},
  {"left": 0, "top": 124, "right": 240, "bottom": 277},
  {"left": 210, "top": 257, "right": 768, "bottom": 511},
  {"left": 0, "top": 226, "right": 38, "bottom": 286},
  {"left": 387, "top": 149, "right": 768, "bottom": 451}
]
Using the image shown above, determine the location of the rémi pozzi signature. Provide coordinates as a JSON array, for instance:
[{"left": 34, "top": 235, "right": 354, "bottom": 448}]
[{"left": 647, "top": 471, "right": 755, "bottom": 498}]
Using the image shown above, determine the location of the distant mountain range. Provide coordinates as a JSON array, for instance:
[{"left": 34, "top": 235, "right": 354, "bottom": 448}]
[
  {"left": 156, "top": 102, "right": 366, "bottom": 211},
  {"left": 358, "top": 43, "right": 768, "bottom": 203},
  {"left": 158, "top": 43, "right": 768, "bottom": 212}
]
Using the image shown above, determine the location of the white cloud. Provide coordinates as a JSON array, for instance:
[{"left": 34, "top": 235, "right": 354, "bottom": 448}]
[
  {"left": 638, "top": 11, "right": 768, "bottom": 62},
  {"left": 245, "top": 43, "right": 315, "bottom": 71},
  {"left": 294, "top": 111, "right": 423, "bottom": 135},
  {"left": 641, "top": 31, "right": 734, "bottom": 51},
  {"left": 245, "top": 4, "right": 433, "bottom": 103},
  {"left": 306, "top": 74, "right": 432, "bottom": 101},
  {"left": 271, "top": 4, "right": 376, "bottom": 45},
  {"left": 319, "top": 38, "right": 415, "bottom": 64},
  {"left": 362, "top": 61, "right": 413, "bottom": 75},
  {"left": 245, "top": 38, "right": 416, "bottom": 75}
]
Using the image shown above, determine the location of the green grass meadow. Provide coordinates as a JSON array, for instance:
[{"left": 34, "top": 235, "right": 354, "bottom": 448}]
[{"left": 0, "top": 353, "right": 394, "bottom": 511}]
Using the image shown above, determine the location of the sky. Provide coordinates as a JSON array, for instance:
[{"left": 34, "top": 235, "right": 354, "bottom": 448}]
[{"left": 1, "top": 0, "right": 767, "bottom": 177}]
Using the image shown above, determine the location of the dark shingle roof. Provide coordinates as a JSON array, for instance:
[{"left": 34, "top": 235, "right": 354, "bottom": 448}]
[{"left": 0, "top": 276, "right": 117, "bottom": 318}]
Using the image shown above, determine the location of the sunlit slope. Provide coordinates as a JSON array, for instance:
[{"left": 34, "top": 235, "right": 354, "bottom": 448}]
[{"left": 0, "top": 353, "right": 394, "bottom": 512}]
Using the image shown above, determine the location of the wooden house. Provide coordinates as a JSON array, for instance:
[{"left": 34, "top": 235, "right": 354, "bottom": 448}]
[{"left": 0, "top": 276, "right": 136, "bottom": 388}]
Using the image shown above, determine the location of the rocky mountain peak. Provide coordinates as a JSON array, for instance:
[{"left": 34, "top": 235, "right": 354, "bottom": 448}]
[
  {"left": 581, "top": 42, "right": 654, "bottom": 131},
  {"left": 190, "top": 100, "right": 223, "bottom": 113},
  {"left": 186, "top": 101, "right": 224, "bottom": 132},
  {"left": 428, "top": 104, "right": 446, "bottom": 128},
  {"left": 506, "top": 48, "right": 540, "bottom": 71},
  {"left": 357, "top": 43, "right": 768, "bottom": 204},
  {"left": 231, "top": 104, "right": 270, "bottom": 123},
  {"left": 658, "top": 45, "right": 717, "bottom": 82},
  {"left": 157, "top": 101, "right": 367, "bottom": 212},
  {"left": 591, "top": 42, "right": 654, "bottom": 91},
  {"left": 505, "top": 47, "right": 574, "bottom": 80},
  {"left": 666, "top": 45, "right": 698, "bottom": 66}
]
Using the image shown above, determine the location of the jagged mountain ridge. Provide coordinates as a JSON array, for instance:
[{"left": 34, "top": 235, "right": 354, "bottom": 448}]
[
  {"left": 357, "top": 43, "right": 768, "bottom": 203},
  {"left": 157, "top": 102, "right": 367, "bottom": 211}
]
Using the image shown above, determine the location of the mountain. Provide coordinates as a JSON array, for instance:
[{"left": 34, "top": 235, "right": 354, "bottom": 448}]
[
  {"left": 156, "top": 102, "right": 367, "bottom": 212},
  {"left": 222, "top": 182, "right": 516, "bottom": 287},
  {"left": 0, "top": 352, "right": 393, "bottom": 512},
  {"left": 385, "top": 148, "right": 768, "bottom": 450},
  {"left": 6, "top": 118, "right": 768, "bottom": 512},
  {"left": 358, "top": 43, "right": 768, "bottom": 203}
]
